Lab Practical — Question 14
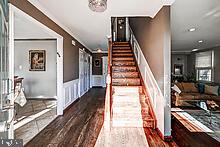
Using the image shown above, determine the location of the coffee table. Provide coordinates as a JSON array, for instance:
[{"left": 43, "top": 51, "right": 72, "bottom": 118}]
[{"left": 186, "top": 100, "right": 220, "bottom": 124}]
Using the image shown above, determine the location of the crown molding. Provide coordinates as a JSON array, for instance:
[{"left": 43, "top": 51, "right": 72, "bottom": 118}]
[
  {"left": 27, "top": 0, "right": 93, "bottom": 53},
  {"left": 162, "top": 0, "right": 176, "bottom": 5},
  {"left": 92, "top": 51, "right": 108, "bottom": 54},
  {"left": 171, "top": 50, "right": 192, "bottom": 54}
]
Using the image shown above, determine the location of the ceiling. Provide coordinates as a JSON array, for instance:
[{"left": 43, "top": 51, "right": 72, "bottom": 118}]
[
  {"left": 29, "top": 0, "right": 174, "bottom": 51},
  {"left": 14, "top": 12, "right": 54, "bottom": 39},
  {"left": 171, "top": 0, "right": 220, "bottom": 52}
]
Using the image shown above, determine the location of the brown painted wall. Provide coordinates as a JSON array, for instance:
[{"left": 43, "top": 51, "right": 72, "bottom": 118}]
[
  {"left": 92, "top": 53, "right": 108, "bottom": 75},
  {"left": 129, "top": 6, "right": 171, "bottom": 94},
  {"left": 9, "top": 0, "right": 91, "bottom": 82},
  {"left": 129, "top": 6, "right": 171, "bottom": 136}
]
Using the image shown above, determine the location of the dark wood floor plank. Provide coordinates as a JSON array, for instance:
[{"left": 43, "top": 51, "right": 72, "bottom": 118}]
[
  {"left": 25, "top": 88, "right": 105, "bottom": 147},
  {"left": 144, "top": 128, "right": 178, "bottom": 147},
  {"left": 172, "top": 113, "right": 220, "bottom": 147}
]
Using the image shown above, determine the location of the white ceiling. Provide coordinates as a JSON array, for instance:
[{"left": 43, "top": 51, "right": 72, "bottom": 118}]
[
  {"left": 171, "top": 0, "right": 220, "bottom": 52},
  {"left": 29, "top": 0, "right": 174, "bottom": 51},
  {"left": 14, "top": 12, "right": 54, "bottom": 39}
]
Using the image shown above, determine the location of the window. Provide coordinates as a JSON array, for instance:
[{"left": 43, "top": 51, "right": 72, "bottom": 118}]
[{"left": 195, "top": 51, "right": 214, "bottom": 82}]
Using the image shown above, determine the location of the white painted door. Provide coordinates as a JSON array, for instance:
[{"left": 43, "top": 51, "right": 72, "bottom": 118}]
[
  {"left": 88, "top": 55, "right": 91, "bottom": 89},
  {"left": 79, "top": 50, "right": 84, "bottom": 96},
  {"left": 84, "top": 53, "right": 88, "bottom": 92},
  {"left": 86, "top": 55, "right": 90, "bottom": 91},
  {"left": 0, "top": 1, "right": 14, "bottom": 139},
  {"left": 79, "top": 50, "right": 91, "bottom": 96},
  {"left": 102, "top": 57, "right": 108, "bottom": 87}
]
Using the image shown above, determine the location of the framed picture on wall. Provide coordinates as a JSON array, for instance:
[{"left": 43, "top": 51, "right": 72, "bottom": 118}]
[
  {"left": 29, "top": 50, "right": 46, "bottom": 71},
  {"left": 174, "top": 64, "right": 183, "bottom": 75},
  {"left": 94, "top": 59, "right": 101, "bottom": 67}
]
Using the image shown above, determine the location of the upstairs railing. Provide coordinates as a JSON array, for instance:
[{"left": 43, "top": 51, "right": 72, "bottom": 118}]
[{"left": 103, "top": 38, "right": 113, "bottom": 131}]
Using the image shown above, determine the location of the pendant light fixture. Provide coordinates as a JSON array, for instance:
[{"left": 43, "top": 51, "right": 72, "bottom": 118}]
[{"left": 88, "top": 0, "right": 107, "bottom": 12}]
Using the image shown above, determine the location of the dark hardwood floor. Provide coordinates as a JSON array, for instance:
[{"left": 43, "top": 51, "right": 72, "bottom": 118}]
[
  {"left": 25, "top": 88, "right": 105, "bottom": 147},
  {"left": 26, "top": 87, "right": 177, "bottom": 147},
  {"left": 144, "top": 128, "right": 178, "bottom": 147}
]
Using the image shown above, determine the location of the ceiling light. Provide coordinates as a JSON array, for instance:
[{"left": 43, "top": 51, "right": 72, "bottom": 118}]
[
  {"left": 198, "top": 40, "right": 203, "bottom": 43},
  {"left": 192, "top": 48, "right": 198, "bottom": 52},
  {"left": 97, "top": 49, "right": 102, "bottom": 53},
  {"left": 89, "top": 0, "right": 107, "bottom": 12},
  {"left": 188, "top": 28, "right": 196, "bottom": 32}
]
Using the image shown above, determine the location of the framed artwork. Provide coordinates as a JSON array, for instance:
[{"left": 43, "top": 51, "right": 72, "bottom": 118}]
[
  {"left": 94, "top": 59, "right": 101, "bottom": 67},
  {"left": 29, "top": 50, "right": 46, "bottom": 71},
  {"left": 174, "top": 64, "right": 183, "bottom": 75}
]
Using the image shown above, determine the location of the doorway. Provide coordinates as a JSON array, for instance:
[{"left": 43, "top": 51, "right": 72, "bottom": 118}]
[
  {"left": 117, "top": 17, "right": 126, "bottom": 42},
  {"left": 0, "top": 4, "right": 64, "bottom": 143}
]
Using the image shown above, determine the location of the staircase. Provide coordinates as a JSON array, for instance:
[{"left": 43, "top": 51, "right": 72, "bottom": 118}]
[
  {"left": 112, "top": 42, "right": 140, "bottom": 86},
  {"left": 111, "top": 42, "right": 155, "bottom": 128}
]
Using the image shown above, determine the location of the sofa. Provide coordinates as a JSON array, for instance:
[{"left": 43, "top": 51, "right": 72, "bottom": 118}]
[{"left": 172, "top": 82, "right": 220, "bottom": 107}]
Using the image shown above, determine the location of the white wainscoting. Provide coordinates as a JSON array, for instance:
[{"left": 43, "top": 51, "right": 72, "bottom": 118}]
[
  {"left": 129, "top": 27, "right": 166, "bottom": 136},
  {"left": 92, "top": 75, "right": 104, "bottom": 87},
  {"left": 63, "top": 79, "right": 79, "bottom": 109}
]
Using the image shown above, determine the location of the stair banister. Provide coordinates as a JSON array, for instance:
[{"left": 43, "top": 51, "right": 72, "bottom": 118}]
[{"left": 103, "top": 38, "right": 113, "bottom": 133}]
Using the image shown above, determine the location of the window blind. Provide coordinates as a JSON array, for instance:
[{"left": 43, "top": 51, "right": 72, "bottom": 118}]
[{"left": 195, "top": 51, "right": 212, "bottom": 68}]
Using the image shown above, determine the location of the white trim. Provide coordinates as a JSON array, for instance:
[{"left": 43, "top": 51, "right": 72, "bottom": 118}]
[
  {"left": 162, "top": 0, "right": 176, "bottom": 5},
  {"left": 90, "top": 56, "right": 93, "bottom": 88},
  {"left": 8, "top": 4, "right": 15, "bottom": 139},
  {"left": 63, "top": 79, "right": 79, "bottom": 109},
  {"left": 27, "top": 0, "right": 93, "bottom": 53},
  {"left": 102, "top": 56, "right": 108, "bottom": 87},
  {"left": 10, "top": 5, "right": 64, "bottom": 115},
  {"left": 171, "top": 51, "right": 192, "bottom": 54},
  {"left": 92, "top": 51, "right": 108, "bottom": 54}
]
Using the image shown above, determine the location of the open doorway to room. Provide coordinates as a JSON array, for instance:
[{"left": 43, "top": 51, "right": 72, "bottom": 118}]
[
  {"left": 9, "top": 5, "right": 63, "bottom": 145},
  {"left": 171, "top": 0, "right": 220, "bottom": 145}
]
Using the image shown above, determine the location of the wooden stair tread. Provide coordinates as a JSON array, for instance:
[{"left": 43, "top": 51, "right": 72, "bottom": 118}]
[
  {"left": 112, "top": 58, "right": 134, "bottom": 61},
  {"left": 113, "top": 44, "right": 130, "bottom": 46},
  {"left": 113, "top": 61, "right": 135, "bottom": 66},
  {"left": 113, "top": 49, "right": 132, "bottom": 51},
  {"left": 112, "top": 54, "right": 133, "bottom": 57},
  {"left": 113, "top": 66, "right": 137, "bottom": 72},
  {"left": 112, "top": 72, "right": 139, "bottom": 78}
]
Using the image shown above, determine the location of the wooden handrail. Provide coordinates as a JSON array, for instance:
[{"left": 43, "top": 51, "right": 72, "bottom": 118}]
[{"left": 103, "top": 38, "right": 113, "bottom": 131}]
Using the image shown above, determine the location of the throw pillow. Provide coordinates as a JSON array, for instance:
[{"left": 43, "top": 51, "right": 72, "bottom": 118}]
[
  {"left": 205, "top": 85, "right": 219, "bottom": 96},
  {"left": 175, "top": 83, "right": 184, "bottom": 91},
  {"left": 182, "top": 83, "right": 198, "bottom": 93},
  {"left": 218, "top": 86, "right": 220, "bottom": 96},
  {"left": 198, "top": 83, "right": 205, "bottom": 93},
  {"left": 172, "top": 84, "right": 182, "bottom": 94}
]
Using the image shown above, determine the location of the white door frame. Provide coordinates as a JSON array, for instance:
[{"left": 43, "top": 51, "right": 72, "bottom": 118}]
[
  {"left": 89, "top": 56, "right": 93, "bottom": 88},
  {"left": 9, "top": 4, "right": 64, "bottom": 116},
  {"left": 102, "top": 56, "right": 108, "bottom": 87}
]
